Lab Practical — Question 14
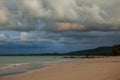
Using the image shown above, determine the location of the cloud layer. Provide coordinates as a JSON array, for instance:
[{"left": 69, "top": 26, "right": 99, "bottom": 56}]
[
  {"left": 0, "top": 0, "right": 120, "bottom": 52},
  {"left": 0, "top": 0, "right": 120, "bottom": 31}
]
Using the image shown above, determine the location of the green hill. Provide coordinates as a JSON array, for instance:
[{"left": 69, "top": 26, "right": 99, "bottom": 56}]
[{"left": 112, "top": 44, "right": 120, "bottom": 56}]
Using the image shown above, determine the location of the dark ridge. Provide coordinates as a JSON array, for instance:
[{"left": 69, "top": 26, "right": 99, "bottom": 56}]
[{"left": 0, "top": 44, "right": 120, "bottom": 57}]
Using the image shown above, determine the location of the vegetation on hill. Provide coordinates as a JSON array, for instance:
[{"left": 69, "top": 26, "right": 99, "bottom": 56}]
[
  {"left": 112, "top": 44, "right": 120, "bottom": 56},
  {"left": 65, "top": 46, "right": 113, "bottom": 56}
]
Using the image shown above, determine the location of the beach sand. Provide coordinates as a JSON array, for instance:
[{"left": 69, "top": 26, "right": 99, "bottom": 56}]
[{"left": 0, "top": 56, "right": 120, "bottom": 80}]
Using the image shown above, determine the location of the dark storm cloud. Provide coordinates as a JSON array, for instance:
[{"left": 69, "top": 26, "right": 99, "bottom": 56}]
[{"left": 45, "top": 31, "right": 120, "bottom": 44}]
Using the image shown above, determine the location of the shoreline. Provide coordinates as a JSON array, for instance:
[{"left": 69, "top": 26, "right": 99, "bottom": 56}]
[
  {"left": 0, "top": 59, "right": 75, "bottom": 77},
  {"left": 0, "top": 63, "right": 44, "bottom": 77},
  {"left": 0, "top": 57, "right": 120, "bottom": 80}
]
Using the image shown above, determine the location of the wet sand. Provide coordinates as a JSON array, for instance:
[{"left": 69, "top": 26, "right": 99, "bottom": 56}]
[
  {"left": 0, "top": 57, "right": 120, "bottom": 80},
  {"left": 0, "top": 63, "right": 44, "bottom": 77}
]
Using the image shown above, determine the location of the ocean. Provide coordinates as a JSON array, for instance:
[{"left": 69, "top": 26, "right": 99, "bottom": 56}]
[{"left": 0, "top": 56, "right": 74, "bottom": 69}]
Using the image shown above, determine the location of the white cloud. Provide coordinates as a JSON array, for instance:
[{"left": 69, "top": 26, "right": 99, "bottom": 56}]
[
  {"left": 22, "top": 0, "right": 41, "bottom": 16},
  {"left": 0, "top": 33, "right": 7, "bottom": 41},
  {"left": 20, "top": 32, "right": 29, "bottom": 41}
]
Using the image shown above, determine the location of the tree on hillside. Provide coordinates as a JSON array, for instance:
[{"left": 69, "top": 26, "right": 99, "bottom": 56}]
[{"left": 112, "top": 44, "right": 120, "bottom": 56}]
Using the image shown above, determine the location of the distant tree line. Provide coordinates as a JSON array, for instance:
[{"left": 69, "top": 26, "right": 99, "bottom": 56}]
[{"left": 112, "top": 44, "right": 120, "bottom": 56}]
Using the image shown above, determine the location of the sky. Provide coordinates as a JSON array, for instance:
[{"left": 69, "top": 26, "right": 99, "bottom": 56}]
[{"left": 0, "top": 0, "right": 120, "bottom": 53}]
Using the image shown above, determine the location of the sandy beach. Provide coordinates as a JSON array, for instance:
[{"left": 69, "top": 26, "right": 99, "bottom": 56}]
[{"left": 0, "top": 57, "right": 120, "bottom": 80}]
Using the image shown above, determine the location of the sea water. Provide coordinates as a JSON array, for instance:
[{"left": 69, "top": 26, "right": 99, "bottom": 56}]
[{"left": 0, "top": 56, "right": 73, "bottom": 69}]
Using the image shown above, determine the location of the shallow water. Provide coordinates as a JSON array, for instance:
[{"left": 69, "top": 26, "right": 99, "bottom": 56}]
[
  {"left": 0, "top": 56, "right": 69, "bottom": 64},
  {"left": 0, "top": 56, "right": 75, "bottom": 69}
]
